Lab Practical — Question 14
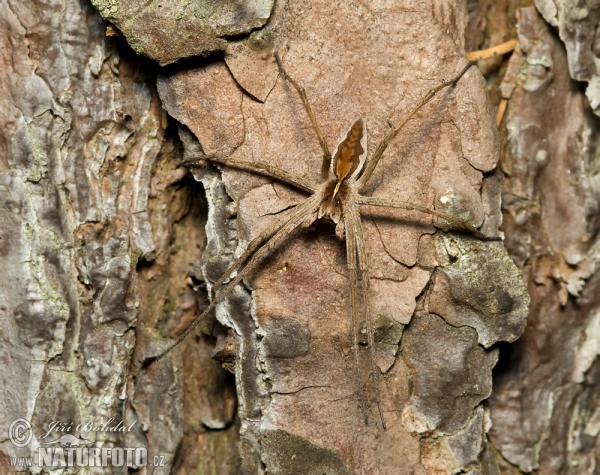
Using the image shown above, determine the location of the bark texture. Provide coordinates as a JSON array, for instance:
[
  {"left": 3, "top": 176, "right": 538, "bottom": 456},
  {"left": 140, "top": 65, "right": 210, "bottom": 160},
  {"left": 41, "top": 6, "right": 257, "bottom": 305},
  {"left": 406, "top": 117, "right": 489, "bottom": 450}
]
[
  {"left": 155, "top": 1, "right": 531, "bottom": 473},
  {"left": 89, "top": 0, "right": 276, "bottom": 66},
  {"left": 0, "top": 0, "right": 236, "bottom": 473},
  {"left": 466, "top": 2, "right": 600, "bottom": 473},
  {"left": 0, "top": 0, "right": 598, "bottom": 474}
]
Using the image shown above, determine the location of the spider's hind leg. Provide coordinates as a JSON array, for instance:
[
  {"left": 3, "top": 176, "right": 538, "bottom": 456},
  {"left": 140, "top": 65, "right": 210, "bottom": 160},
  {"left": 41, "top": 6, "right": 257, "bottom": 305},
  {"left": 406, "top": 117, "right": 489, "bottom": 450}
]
[
  {"left": 210, "top": 203, "right": 307, "bottom": 297},
  {"left": 343, "top": 209, "right": 370, "bottom": 425},
  {"left": 351, "top": 207, "right": 387, "bottom": 430},
  {"left": 155, "top": 196, "right": 320, "bottom": 361}
]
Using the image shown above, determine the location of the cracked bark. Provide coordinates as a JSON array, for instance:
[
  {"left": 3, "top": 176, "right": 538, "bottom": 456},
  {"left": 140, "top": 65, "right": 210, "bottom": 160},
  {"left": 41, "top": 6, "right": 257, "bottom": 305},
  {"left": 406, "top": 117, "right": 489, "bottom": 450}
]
[{"left": 1, "top": 0, "right": 597, "bottom": 474}]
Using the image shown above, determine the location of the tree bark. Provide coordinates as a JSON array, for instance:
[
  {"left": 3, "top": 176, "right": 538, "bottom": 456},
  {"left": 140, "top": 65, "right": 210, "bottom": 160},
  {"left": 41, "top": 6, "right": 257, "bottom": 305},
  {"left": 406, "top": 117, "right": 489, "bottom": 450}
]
[
  {"left": 0, "top": 0, "right": 598, "bottom": 474},
  {"left": 0, "top": 0, "right": 236, "bottom": 473},
  {"left": 466, "top": 2, "right": 600, "bottom": 473}
]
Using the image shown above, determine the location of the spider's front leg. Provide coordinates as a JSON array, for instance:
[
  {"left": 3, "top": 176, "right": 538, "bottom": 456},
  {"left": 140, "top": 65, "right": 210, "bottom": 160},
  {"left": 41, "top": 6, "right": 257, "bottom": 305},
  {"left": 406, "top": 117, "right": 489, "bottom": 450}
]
[
  {"left": 357, "top": 61, "right": 475, "bottom": 191},
  {"left": 275, "top": 53, "right": 333, "bottom": 179}
]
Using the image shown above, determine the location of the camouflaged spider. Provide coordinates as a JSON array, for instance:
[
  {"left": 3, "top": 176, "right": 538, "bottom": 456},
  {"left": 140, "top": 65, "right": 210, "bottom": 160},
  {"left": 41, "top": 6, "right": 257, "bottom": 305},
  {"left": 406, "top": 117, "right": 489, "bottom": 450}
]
[{"left": 157, "top": 54, "right": 494, "bottom": 429}]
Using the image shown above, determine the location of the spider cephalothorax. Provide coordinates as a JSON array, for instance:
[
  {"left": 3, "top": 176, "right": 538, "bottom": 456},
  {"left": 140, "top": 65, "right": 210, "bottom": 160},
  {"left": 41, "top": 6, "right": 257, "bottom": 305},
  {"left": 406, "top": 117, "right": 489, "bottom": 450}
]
[{"left": 316, "top": 177, "right": 356, "bottom": 239}]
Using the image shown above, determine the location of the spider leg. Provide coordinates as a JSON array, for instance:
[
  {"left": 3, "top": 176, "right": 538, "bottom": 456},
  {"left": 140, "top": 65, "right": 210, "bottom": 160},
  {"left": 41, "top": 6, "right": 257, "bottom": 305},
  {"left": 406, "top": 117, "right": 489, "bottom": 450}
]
[
  {"left": 155, "top": 195, "right": 321, "bottom": 360},
  {"left": 184, "top": 153, "right": 318, "bottom": 193},
  {"left": 356, "top": 195, "right": 501, "bottom": 241},
  {"left": 351, "top": 206, "right": 386, "bottom": 430},
  {"left": 344, "top": 209, "right": 370, "bottom": 425},
  {"left": 357, "top": 62, "right": 474, "bottom": 191},
  {"left": 275, "top": 53, "right": 332, "bottom": 179},
  {"left": 211, "top": 202, "right": 308, "bottom": 297}
]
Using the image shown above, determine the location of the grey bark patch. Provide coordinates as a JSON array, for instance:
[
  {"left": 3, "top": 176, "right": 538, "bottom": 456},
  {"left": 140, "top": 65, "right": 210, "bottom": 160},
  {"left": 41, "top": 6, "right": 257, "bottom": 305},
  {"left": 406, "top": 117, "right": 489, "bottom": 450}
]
[
  {"left": 420, "top": 407, "right": 485, "bottom": 473},
  {"left": 446, "top": 406, "right": 485, "bottom": 467},
  {"left": 81, "top": 325, "right": 119, "bottom": 391},
  {"left": 0, "top": 177, "right": 72, "bottom": 358},
  {"left": 428, "top": 235, "right": 529, "bottom": 347},
  {"left": 91, "top": 0, "right": 276, "bottom": 66},
  {"left": 519, "top": 7, "right": 554, "bottom": 93},
  {"left": 81, "top": 235, "right": 136, "bottom": 326},
  {"left": 480, "top": 169, "right": 504, "bottom": 237},
  {"left": 401, "top": 312, "right": 497, "bottom": 434},
  {"left": 129, "top": 358, "right": 183, "bottom": 460},
  {"left": 533, "top": 1, "right": 600, "bottom": 115},
  {"left": 374, "top": 314, "right": 405, "bottom": 345},
  {"left": 0, "top": 199, "right": 21, "bottom": 258},
  {"left": 261, "top": 429, "right": 353, "bottom": 475},
  {"left": 263, "top": 315, "right": 310, "bottom": 358},
  {"left": 373, "top": 314, "right": 404, "bottom": 373}
]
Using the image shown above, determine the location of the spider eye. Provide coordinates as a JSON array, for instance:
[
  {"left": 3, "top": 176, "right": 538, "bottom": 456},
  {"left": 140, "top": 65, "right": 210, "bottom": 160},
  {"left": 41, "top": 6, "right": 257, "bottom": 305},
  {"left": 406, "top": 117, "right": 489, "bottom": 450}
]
[{"left": 331, "top": 118, "right": 368, "bottom": 182}]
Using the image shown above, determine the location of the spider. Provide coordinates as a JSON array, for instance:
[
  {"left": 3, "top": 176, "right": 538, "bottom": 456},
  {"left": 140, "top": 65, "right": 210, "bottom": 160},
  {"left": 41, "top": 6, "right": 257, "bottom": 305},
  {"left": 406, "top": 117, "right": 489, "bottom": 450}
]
[{"left": 156, "top": 53, "right": 497, "bottom": 429}]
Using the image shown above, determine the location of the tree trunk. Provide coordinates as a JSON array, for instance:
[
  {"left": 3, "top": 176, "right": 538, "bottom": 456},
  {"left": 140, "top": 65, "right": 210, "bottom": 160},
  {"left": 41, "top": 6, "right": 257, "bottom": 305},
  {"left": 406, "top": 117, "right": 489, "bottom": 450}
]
[
  {"left": 0, "top": 1, "right": 598, "bottom": 474},
  {"left": 466, "top": 2, "right": 600, "bottom": 473}
]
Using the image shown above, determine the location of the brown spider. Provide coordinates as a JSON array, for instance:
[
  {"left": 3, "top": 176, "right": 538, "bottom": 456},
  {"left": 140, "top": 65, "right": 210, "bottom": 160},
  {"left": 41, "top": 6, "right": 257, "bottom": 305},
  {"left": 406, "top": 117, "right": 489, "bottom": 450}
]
[{"left": 157, "top": 54, "right": 496, "bottom": 429}]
